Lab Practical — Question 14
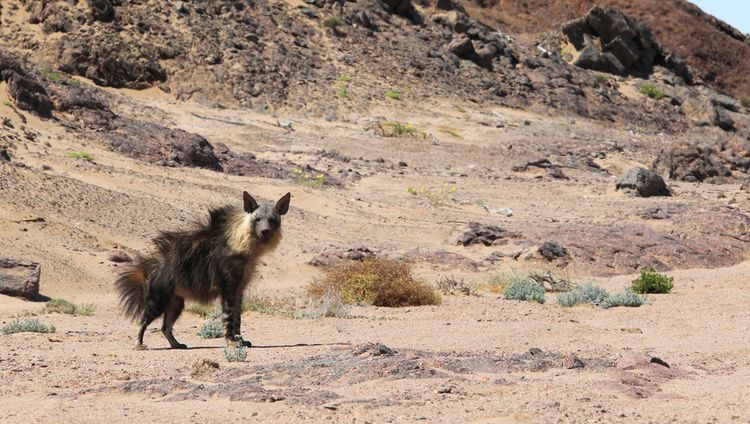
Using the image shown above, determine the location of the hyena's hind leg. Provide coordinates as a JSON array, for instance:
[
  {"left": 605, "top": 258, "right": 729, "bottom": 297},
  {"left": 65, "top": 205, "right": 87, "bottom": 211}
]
[
  {"left": 161, "top": 295, "right": 187, "bottom": 349},
  {"left": 135, "top": 296, "right": 170, "bottom": 350}
]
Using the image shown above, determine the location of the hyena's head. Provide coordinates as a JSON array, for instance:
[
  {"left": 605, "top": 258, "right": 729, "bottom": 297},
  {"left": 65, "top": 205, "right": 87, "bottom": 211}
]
[{"left": 243, "top": 191, "right": 291, "bottom": 243}]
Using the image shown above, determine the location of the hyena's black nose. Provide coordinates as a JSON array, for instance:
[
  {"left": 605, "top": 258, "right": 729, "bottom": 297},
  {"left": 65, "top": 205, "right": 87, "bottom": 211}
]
[{"left": 261, "top": 229, "right": 271, "bottom": 237}]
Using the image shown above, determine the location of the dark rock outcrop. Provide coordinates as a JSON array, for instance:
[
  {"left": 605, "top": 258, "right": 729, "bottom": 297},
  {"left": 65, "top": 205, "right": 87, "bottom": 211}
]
[
  {"left": 459, "top": 222, "right": 522, "bottom": 246},
  {"left": 563, "top": 6, "right": 692, "bottom": 83}
]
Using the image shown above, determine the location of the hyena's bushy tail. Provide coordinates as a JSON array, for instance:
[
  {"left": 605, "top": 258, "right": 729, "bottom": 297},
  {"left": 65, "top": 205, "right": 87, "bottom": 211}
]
[{"left": 115, "top": 255, "right": 158, "bottom": 321}]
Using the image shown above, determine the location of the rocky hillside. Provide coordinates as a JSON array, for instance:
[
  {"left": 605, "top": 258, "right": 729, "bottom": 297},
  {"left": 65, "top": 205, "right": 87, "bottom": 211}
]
[{"left": 460, "top": 0, "right": 750, "bottom": 99}]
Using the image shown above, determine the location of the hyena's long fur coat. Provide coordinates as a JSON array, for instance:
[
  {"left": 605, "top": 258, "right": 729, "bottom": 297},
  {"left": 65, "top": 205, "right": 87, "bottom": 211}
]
[{"left": 116, "top": 191, "right": 291, "bottom": 350}]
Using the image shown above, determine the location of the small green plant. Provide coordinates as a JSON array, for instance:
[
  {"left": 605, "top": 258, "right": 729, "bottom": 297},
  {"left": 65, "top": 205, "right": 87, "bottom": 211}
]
[
  {"left": 377, "top": 121, "right": 426, "bottom": 138},
  {"left": 44, "top": 299, "right": 95, "bottom": 316},
  {"left": 557, "top": 284, "right": 609, "bottom": 307},
  {"left": 385, "top": 90, "right": 401, "bottom": 100},
  {"left": 224, "top": 346, "right": 248, "bottom": 362},
  {"left": 3, "top": 100, "right": 12, "bottom": 107},
  {"left": 2, "top": 318, "right": 56, "bottom": 335},
  {"left": 595, "top": 74, "right": 609, "bottom": 84},
  {"left": 197, "top": 320, "right": 223, "bottom": 339},
  {"left": 503, "top": 278, "right": 545, "bottom": 304},
  {"left": 631, "top": 267, "right": 673, "bottom": 294},
  {"left": 740, "top": 96, "right": 750, "bottom": 108},
  {"left": 640, "top": 84, "right": 665, "bottom": 101},
  {"left": 406, "top": 184, "right": 457, "bottom": 206},
  {"left": 457, "top": 107, "right": 467, "bottom": 113},
  {"left": 41, "top": 70, "right": 63, "bottom": 83},
  {"left": 438, "top": 126, "right": 462, "bottom": 139},
  {"left": 601, "top": 289, "right": 647, "bottom": 309},
  {"left": 68, "top": 151, "right": 95, "bottom": 162},
  {"left": 560, "top": 45, "right": 574, "bottom": 60},
  {"left": 293, "top": 167, "right": 326, "bottom": 189},
  {"left": 323, "top": 16, "right": 343, "bottom": 29},
  {"left": 68, "top": 78, "right": 81, "bottom": 86},
  {"left": 336, "top": 84, "right": 348, "bottom": 97}
]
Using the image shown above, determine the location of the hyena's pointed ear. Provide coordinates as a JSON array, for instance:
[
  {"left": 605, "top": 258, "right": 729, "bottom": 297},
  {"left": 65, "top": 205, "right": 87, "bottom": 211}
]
[
  {"left": 275, "top": 192, "right": 291, "bottom": 215},
  {"left": 243, "top": 191, "right": 259, "bottom": 213}
]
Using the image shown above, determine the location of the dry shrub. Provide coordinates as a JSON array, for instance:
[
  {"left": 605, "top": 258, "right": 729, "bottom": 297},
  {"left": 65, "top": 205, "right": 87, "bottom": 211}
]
[{"left": 308, "top": 258, "right": 441, "bottom": 307}]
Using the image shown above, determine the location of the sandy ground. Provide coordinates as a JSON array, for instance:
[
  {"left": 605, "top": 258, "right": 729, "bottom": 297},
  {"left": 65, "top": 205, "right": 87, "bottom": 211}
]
[{"left": 1, "top": 84, "right": 750, "bottom": 423}]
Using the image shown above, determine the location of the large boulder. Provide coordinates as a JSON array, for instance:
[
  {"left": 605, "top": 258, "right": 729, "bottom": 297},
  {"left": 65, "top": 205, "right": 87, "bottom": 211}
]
[
  {"left": 616, "top": 167, "right": 671, "bottom": 197},
  {"left": 0, "top": 258, "right": 41, "bottom": 298}
]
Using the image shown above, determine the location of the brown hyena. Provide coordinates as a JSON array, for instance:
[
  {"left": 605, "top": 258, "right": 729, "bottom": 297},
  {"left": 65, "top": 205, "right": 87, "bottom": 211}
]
[{"left": 115, "top": 191, "right": 291, "bottom": 350}]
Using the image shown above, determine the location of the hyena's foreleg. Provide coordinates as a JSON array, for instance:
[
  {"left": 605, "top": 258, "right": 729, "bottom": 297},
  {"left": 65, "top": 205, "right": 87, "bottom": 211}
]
[
  {"left": 161, "top": 295, "right": 187, "bottom": 349},
  {"left": 221, "top": 287, "right": 251, "bottom": 348}
]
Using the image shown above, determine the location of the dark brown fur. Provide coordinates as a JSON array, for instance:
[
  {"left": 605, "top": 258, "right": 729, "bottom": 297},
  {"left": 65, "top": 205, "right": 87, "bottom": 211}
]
[{"left": 115, "top": 192, "right": 290, "bottom": 350}]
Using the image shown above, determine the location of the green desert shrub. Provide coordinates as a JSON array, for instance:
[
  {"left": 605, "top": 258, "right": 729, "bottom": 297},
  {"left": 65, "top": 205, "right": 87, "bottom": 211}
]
[
  {"left": 557, "top": 284, "right": 609, "bottom": 307},
  {"left": 323, "top": 16, "right": 343, "bottom": 29},
  {"left": 630, "top": 267, "right": 673, "bottom": 294},
  {"left": 601, "top": 289, "right": 647, "bottom": 309},
  {"left": 197, "top": 320, "right": 223, "bottom": 339},
  {"left": 503, "top": 278, "right": 545, "bottom": 304},
  {"left": 224, "top": 346, "right": 248, "bottom": 362},
  {"left": 2, "top": 319, "right": 56, "bottom": 335},
  {"left": 640, "top": 84, "right": 665, "bottom": 101}
]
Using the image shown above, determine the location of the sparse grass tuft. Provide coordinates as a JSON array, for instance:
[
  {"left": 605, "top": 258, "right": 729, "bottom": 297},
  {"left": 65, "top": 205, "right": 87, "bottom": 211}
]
[
  {"left": 323, "top": 16, "right": 343, "bottom": 29},
  {"left": 186, "top": 303, "right": 221, "bottom": 318},
  {"left": 242, "top": 296, "right": 295, "bottom": 318},
  {"left": 503, "top": 278, "right": 545, "bottom": 304},
  {"left": 45, "top": 299, "right": 95, "bottom": 316},
  {"left": 224, "top": 346, "right": 247, "bottom": 362},
  {"left": 298, "top": 291, "right": 353, "bottom": 319},
  {"left": 640, "top": 84, "right": 665, "bottom": 101},
  {"left": 595, "top": 74, "right": 609, "bottom": 84},
  {"left": 197, "top": 320, "right": 223, "bottom": 339},
  {"left": 3, "top": 100, "right": 12, "bottom": 107},
  {"left": 308, "top": 258, "right": 441, "bottom": 307},
  {"left": 557, "top": 284, "right": 609, "bottom": 307},
  {"left": 2, "top": 318, "right": 56, "bottom": 335},
  {"left": 630, "top": 267, "right": 673, "bottom": 294},
  {"left": 377, "top": 121, "right": 427, "bottom": 139},
  {"left": 406, "top": 184, "right": 457, "bottom": 206},
  {"left": 740, "top": 96, "right": 750, "bottom": 108},
  {"left": 293, "top": 167, "right": 326, "bottom": 189},
  {"left": 601, "top": 289, "right": 647, "bottom": 309},
  {"left": 437, "top": 275, "right": 477, "bottom": 296},
  {"left": 68, "top": 151, "right": 95, "bottom": 162},
  {"left": 41, "top": 70, "right": 63, "bottom": 83},
  {"left": 438, "top": 126, "right": 462, "bottom": 139},
  {"left": 482, "top": 273, "right": 516, "bottom": 294},
  {"left": 385, "top": 90, "right": 401, "bottom": 100}
]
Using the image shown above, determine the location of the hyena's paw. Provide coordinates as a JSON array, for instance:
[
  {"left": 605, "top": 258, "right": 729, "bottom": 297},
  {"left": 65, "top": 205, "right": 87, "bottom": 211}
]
[
  {"left": 226, "top": 337, "right": 252, "bottom": 348},
  {"left": 134, "top": 343, "right": 149, "bottom": 351},
  {"left": 170, "top": 343, "right": 188, "bottom": 350}
]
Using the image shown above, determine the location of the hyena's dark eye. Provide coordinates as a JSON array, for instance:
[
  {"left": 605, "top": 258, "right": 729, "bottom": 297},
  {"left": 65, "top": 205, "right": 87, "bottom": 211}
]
[{"left": 253, "top": 218, "right": 261, "bottom": 223}]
